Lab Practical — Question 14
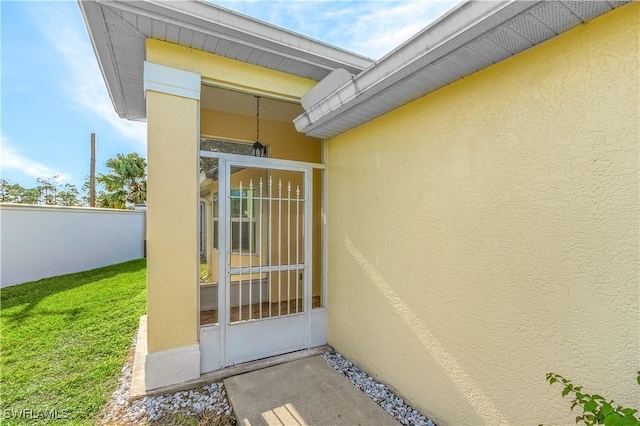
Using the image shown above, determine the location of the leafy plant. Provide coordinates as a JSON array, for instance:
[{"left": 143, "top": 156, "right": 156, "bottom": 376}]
[
  {"left": 96, "top": 152, "right": 147, "bottom": 208},
  {"left": 545, "top": 372, "right": 640, "bottom": 426}
]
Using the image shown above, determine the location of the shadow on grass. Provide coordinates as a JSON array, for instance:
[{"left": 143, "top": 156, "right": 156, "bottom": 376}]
[{"left": 0, "top": 259, "right": 146, "bottom": 323}]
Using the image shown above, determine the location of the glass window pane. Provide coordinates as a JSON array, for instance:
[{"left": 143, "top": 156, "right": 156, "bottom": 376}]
[
  {"left": 231, "top": 221, "right": 256, "bottom": 252},
  {"left": 200, "top": 138, "right": 254, "bottom": 155}
]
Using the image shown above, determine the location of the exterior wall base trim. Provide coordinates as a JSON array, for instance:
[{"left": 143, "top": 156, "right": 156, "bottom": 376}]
[{"left": 145, "top": 344, "right": 201, "bottom": 391}]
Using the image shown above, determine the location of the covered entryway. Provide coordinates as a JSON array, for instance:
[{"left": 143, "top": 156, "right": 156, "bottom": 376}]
[
  {"left": 199, "top": 146, "right": 325, "bottom": 372},
  {"left": 79, "top": 0, "right": 371, "bottom": 392}
]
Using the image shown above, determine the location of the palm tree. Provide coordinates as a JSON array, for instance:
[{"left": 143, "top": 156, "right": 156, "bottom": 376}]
[{"left": 96, "top": 153, "right": 147, "bottom": 209}]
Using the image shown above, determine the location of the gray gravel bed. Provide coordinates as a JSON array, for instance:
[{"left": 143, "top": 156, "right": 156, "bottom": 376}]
[
  {"left": 322, "top": 351, "right": 436, "bottom": 426},
  {"left": 101, "top": 341, "right": 432, "bottom": 425},
  {"left": 141, "top": 383, "right": 233, "bottom": 424},
  {"left": 99, "top": 344, "right": 234, "bottom": 425}
]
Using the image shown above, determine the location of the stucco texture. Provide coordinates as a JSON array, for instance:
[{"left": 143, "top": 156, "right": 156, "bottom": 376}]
[
  {"left": 146, "top": 90, "right": 200, "bottom": 352},
  {"left": 326, "top": 4, "right": 639, "bottom": 426}
]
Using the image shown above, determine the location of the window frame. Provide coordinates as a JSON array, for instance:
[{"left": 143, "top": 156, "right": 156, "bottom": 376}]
[{"left": 213, "top": 190, "right": 257, "bottom": 254}]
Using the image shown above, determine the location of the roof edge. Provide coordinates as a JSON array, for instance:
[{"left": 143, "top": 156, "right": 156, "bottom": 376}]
[
  {"left": 294, "top": 0, "right": 532, "bottom": 136},
  {"left": 78, "top": 0, "right": 128, "bottom": 118},
  {"left": 137, "top": 0, "right": 376, "bottom": 71},
  {"left": 79, "top": 0, "right": 375, "bottom": 121}
]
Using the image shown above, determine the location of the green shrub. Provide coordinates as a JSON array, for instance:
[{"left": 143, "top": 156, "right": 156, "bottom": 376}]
[{"left": 545, "top": 372, "right": 640, "bottom": 426}]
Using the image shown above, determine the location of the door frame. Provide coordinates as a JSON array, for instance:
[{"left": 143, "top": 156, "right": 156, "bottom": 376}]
[{"left": 200, "top": 151, "right": 325, "bottom": 368}]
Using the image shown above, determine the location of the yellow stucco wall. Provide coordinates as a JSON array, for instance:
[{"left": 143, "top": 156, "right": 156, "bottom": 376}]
[
  {"left": 146, "top": 90, "right": 199, "bottom": 352},
  {"left": 326, "top": 4, "right": 639, "bottom": 425}
]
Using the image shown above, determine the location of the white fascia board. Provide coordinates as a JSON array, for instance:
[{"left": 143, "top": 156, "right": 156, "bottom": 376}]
[
  {"left": 144, "top": 62, "right": 201, "bottom": 100},
  {"left": 77, "top": 0, "right": 128, "bottom": 118},
  {"left": 294, "top": 0, "right": 535, "bottom": 136},
  {"left": 301, "top": 69, "right": 353, "bottom": 110},
  {"left": 99, "top": 0, "right": 374, "bottom": 75}
]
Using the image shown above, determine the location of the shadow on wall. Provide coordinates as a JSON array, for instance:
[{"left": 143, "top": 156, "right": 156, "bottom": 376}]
[{"left": 344, "top": 237, "right": 509, "bottom": 426}]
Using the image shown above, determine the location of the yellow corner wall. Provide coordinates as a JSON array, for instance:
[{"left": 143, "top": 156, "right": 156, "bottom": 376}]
[
  {"left": 146, "top": 90, "right": 199, "bottom": 352},
  {"left": 326, "top": 4, "right": 639, "bottom": 425}
]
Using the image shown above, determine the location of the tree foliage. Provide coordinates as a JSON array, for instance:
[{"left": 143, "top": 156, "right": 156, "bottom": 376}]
[
  {"left": 0, "top": 176, "right": 81, "bottom": 206},
  {"left": 95, "top": 153, "right": 147, "bottom": 209},
  {"left": 0, "top": 152, "right": 147, "bottom": 209}
]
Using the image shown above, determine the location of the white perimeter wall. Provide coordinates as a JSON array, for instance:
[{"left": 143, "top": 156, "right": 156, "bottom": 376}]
[{"left": 0, "top": 204, "right": 146, "bottom": 288}]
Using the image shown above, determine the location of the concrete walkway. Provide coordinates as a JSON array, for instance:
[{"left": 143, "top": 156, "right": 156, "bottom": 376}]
[{"left": 224, "top": 356, "right": 398, "bottom": 426}]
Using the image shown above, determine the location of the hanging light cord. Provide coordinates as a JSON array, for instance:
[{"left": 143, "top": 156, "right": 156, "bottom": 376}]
[{"left": 256, "top": 96, "right": 260, "bottom": 143}]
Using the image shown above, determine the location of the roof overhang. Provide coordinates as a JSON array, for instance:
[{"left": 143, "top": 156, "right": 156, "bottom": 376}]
[
  {"left": 294, "top": 0, "right": 630, "bottom": 139},
  {"left": 78, "top": 0, "right": 374, "bottom": 121}
]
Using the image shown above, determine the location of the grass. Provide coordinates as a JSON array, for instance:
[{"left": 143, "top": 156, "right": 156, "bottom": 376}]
[
  {"left": 0, "top": 259, "right": 147, "bottom": 425},
  {"left": 200, "top": 260, "right": 212, "bottom": 283}
]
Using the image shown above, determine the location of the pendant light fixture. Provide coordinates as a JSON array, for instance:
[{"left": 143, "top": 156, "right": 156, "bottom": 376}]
[{"left": 252, "top": 96, "right": 267, "bottom": 157}]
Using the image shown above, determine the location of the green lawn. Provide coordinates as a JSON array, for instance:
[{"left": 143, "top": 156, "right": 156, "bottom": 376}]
[{"left": 1, "top": 259, "right": 147, "bottom": 425}]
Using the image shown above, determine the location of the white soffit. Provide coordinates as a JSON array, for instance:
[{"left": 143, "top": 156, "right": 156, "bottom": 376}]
[
  {"left": 78, "top": 0, "right": 374, "bottom": 121},
  {"left": 294, "top": 0, "right": 631, "bottom": 139}
]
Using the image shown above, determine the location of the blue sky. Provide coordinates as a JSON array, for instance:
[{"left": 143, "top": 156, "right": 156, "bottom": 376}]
[{"left": 1, "top": 0, "right": 458, "bottom": 189}]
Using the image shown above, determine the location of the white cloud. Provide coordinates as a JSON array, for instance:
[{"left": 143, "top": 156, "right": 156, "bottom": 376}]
[
  {"left": 341, "top": 1, "right": 462, "bottom": 58},
  {"left": 216, "top": 1, "right": 461, "bottom": 59},
  {"left": 28, "top": 3, "right": 146, "bottom": 148},
  {"left": 0, "top": 136, "right": 70, "bottom": 181}
]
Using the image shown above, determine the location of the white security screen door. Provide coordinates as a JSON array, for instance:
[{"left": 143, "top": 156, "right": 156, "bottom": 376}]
[{"left": 217, "top": 157, "right": 312, "bottom": 365}]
